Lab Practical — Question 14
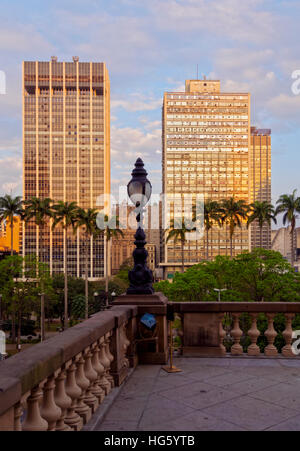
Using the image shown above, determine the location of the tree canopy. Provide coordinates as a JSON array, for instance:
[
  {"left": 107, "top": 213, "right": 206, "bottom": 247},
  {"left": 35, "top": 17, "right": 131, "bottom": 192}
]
[{"left": 154, "top": 249, "right": 300, "bottom": 303}]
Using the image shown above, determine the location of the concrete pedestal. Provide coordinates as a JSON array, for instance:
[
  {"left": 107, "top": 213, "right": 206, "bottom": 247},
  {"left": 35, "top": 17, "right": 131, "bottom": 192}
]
[{"left": 113, "top": 293, "right": 169, "bottom": 365}]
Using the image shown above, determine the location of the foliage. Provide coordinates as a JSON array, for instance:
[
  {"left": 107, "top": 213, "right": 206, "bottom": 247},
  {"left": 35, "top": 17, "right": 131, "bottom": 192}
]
[
  {"left": 71, "top": 294, "right": 86, "bottom": 319},
  {"left": 154, "top": 249, "right": 300, "bottom": 303}
]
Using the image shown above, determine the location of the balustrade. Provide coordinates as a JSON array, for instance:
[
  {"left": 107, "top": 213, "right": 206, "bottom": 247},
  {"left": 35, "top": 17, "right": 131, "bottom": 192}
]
[{"left": 1, "top": 301, "right": 300, "bottom": 432}]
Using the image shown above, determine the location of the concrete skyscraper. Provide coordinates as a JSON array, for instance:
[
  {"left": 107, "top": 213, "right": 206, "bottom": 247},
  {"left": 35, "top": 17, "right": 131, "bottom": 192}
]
[
  {"left": 250, "top": 127, "right": 272, "bottom": 249},
  {"left": 162, "top": 78, "right": 271, "bottom": 278},
  {"left": 22, "top": 58, "right": 110, "bottom": 278}
]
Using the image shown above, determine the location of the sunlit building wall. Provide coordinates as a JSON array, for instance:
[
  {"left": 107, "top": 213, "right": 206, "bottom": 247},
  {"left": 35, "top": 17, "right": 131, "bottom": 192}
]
[
  {"left": 162, "top": 79, "right": 251, "bottom": 271},
  {"left": 22, "top": 58, "right": 110, "bottom": 278},
  {"left": 250, "top": 127, "right": 272, "bottom": 249}
]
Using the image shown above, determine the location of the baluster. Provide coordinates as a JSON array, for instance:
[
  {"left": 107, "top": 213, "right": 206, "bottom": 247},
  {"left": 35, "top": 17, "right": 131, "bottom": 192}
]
[
  {"left": 75, "top": 353, "right": 92, "bottom": 424},
  {"left": 65, "top": 359, "right": 83, "bottom": 431},
  {"left": 120, "top": 322, "right": 130, "bottom": 368},
  {"left": 98, "top": 336, "right": 111, "bottom": 395},
  {"left": 40, "top": 374, "right": 62, "bottom": 431},
  {"left": 105, "top": 332, "right": 115, "bottom": 388},
  {"left": 14, "top": 402, "right": 23, "bottom": 431},
  {"left": 54, "top": 366, "right": 72, "bottom": 431},
  {"left": 91, "top": 342, "right": 106, "bottom": 403},
  {"left": 99, "top": 336, "right": 111, "bottom": 395},
  {"left": 264, "top": 313, "right": 278, "bottom": 356},
  {"left": 247, "top": 313, "right": 260, "bottom": 356},
  {"left": 282, "top": 313, "right": 295, "bottom": 357},
  {"left": 217, "top": 313, "right": 226, "bottom": 355},
  {"left": 22, "top": 385, "right": 48, "bottom": 431},
  {"left": 83, "top": 347, "right": 99, "bottom": 413},
  {"left": 231, "top": 313, "right": 243, "bottom": 355}
]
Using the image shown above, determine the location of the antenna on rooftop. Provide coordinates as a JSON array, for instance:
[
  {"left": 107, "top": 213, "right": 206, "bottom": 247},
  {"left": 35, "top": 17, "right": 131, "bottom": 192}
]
[{"left": 196, "top": 64, "right": 199, "bottom": 80}]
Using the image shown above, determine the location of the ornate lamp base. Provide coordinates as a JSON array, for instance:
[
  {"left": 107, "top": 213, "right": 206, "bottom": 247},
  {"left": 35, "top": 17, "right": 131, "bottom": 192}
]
[{"left": 126, "top": 226, "right": 154, "bottom": 295}]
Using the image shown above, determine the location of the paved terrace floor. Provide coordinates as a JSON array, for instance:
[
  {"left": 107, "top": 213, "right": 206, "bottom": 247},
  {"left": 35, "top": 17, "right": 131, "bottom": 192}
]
[{"left": 86, "top": 357, "right": 300, "bottom": 431}]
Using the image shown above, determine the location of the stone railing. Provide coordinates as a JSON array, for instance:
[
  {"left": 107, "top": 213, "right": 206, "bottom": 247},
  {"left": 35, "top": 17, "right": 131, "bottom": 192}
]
[
  {"left": 172, "top": 302, "right": 300, "bottom": 357},
  {"left": 0, "top": 306, "right": 137, "bottom": 431}
]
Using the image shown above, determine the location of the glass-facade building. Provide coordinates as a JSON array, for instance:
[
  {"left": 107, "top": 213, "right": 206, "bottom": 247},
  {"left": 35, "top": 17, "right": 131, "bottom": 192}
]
[
  {"left": 250, "top": 127, "right": 272, "bottom": 249},
  {"left": 162, "top": 79, "right": 271, "bottom": 270},
  {"left": 22, "top": 58, "right": 110, "bottom": 278}
]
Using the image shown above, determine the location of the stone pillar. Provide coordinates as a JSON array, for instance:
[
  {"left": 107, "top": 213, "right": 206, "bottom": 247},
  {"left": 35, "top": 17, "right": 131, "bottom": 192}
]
[
  {"left": 113, "top": 293, "right": 168, "bottom": 365},
  {"left": 264, "top": 313, "right": 278, "bottom": 357},
  {"left": 282, "top": 313, "right": 295, "bottom": 357}
]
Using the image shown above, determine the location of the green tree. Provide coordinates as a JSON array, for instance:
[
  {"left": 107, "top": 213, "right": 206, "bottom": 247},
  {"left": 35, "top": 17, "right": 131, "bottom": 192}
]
[
  {"left": 23, "top": 197, "right": 53, "bottom": 262},
  {"left": 51, "top": 201, "right": 79, "bottom": 329},
  {"left": 0, "top": 194, "right": 23, "bottom": 256},
  {"left": 0, "top": 194, "right": 23, "bottom": 342},
  {"left": 0, "top": 255, "right": 55, "bottom": 350},
  {"left": 220, "top": 197, "right": 249, "bottom": 257},
  {"left": 165, "top": 218, "right": 195, "bottom": 273},
  {"left": 202, "top": 200, "right": 221, "bottom": 260},
  {"left": 233, "top": 249, "right": 300, "bottom": 302},
  {"left": 247, "top": 201, "right": 277, "bottom": 248},
  {"left": 71, "top": 294, "right": 86, "bottom": 320},
  {"left": 276, "top": 190, "right": 300, "bottom": 267},
  {"left": 24, "top": 197, "right": 52, "bottom": 260},
  {"left": 154, "top": 249, "right": 300, "bottom": 304},
  {"left": 75, "top": 207, "right": 99, "bottom": 320}
]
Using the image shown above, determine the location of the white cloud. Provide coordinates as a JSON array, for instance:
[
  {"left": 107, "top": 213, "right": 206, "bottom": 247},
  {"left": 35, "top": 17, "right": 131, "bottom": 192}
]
[
  {"left": 111, "top": 95, "right": 161, "bottom": 112},
  {"left": 0, "top": 155, "right": 22, "bottom": 196},
  {"left": 149, "top": 0, "right": 279, "bottom": 45}
]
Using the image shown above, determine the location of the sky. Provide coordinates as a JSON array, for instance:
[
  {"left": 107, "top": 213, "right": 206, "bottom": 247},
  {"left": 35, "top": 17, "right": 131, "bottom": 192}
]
[{"left": 0, "top": 0, "right": 300, "bottom": 213}]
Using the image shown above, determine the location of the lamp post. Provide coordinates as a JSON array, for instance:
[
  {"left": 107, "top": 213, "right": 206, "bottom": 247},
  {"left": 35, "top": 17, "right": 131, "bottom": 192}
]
[
  {"left": 214, "top": 288, "right": 227, "bottom": 302},
  {"left": 126, "top": 158, "right": 154, "bottom": 295}
]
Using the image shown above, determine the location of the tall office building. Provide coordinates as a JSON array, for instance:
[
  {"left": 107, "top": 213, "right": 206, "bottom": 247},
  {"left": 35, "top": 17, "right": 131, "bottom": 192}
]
[
  {"left": 22, "top": 58, "right": 110, "bottom": 278},
  {"left": 162, "top": 78, "right": 252, "bottom": 276},
  {"left": 250, "top": 127, "right": 271, "bottom": 249}
]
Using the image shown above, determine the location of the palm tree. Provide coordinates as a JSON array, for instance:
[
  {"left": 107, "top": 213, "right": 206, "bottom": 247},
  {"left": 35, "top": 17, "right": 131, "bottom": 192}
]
[
  {"left": 23, "top": 197, "right": 53, "bottom": 262},
  {"left": 0, "top": 194, "right": 23, "bottom": 256},
  {"left": 101, "top": 215, "right": 124, "bottom": 306},
  {"left": 276, "top": 190, "right": 300, "bottom": 267},
  {"left": 247, "top": 201, "right": 277, "bottom": 248},
  {"left": 0, "top": 194, "right": 23, "bottom": 344},
  {"left": 51, "top": 201, "right": 79, "bottom": 329},
  {"left": 75, "top": 207, "right": 99, "bottom": 319},
  {"left": 203, "top": 200, "right": 221, "bottom": 260},
  {"left": 165, "top": 218, "right": 195, "bottom": 273},
  {"left": 220, "top": 197, "right": 249, "bottom": 257}
]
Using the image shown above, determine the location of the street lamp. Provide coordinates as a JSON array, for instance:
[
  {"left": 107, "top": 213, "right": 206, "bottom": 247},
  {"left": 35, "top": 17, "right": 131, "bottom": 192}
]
[
  {"left": 214, "top": 288, "right": 227, "bottom": 302},
  {"left": 126, "top": 158, "right": 154, "bottom": 295}
]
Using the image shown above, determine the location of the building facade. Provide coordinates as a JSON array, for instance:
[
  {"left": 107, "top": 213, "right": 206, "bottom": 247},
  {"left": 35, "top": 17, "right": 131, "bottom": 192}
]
[
  {"left": 0, "top": 217, "right": 21, "bottom": 254},
  {"left": 22, "top": 58, "right": 110, "bottom": 278},
  {"left": 162, "top": 79, "right": 251, "bottom": 275},
  {"left": 250, "top": 127, "right": 272, "bottom": 249}
]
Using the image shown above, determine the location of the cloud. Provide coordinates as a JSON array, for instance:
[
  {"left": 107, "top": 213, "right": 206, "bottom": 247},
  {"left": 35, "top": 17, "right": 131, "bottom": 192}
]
[
  {"left": 0, "top": 26, "right": 53, "bottom": 54},
  {"left": 148, "top": 0, "right": 279, "bottom": 45},
  {"left": 0, "top": 155, "right": 22, "bottom": 196},
  {"left": 110, "top": 124, "right": 161, "bottom": 195},
  {"left": 111, "top": 96, "right": 161, "bottom": 112}
]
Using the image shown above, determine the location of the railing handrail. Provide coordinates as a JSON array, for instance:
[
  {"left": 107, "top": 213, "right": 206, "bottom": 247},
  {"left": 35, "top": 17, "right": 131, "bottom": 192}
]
[
  {"left": 171, "top": 302, "right": 300, "bottom": 313},
  {"left": 0, "top": 306, "right": 136, "bottom": 417}
]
